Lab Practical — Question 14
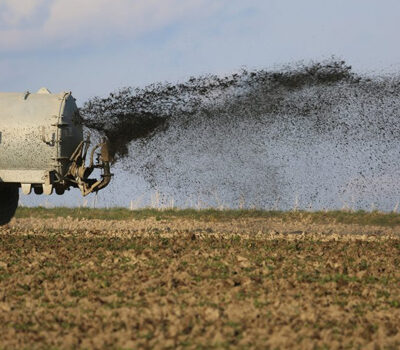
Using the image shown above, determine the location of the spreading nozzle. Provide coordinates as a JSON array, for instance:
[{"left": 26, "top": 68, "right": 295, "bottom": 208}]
[{"left": 66, "top": 136, "right": 113, "bottom": 196}]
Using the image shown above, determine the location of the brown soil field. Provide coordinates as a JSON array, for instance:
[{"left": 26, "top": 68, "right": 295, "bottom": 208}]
[{"left": 1, "top": 212, "right": 400, "bottom": 349}]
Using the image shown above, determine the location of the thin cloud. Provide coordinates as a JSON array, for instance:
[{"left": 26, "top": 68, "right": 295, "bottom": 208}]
[
  {"left": 0, "top": 0, "right": 45, "bottom": 26},
  {"left": 0, "top": 0, "right": 228, "bottom": 51}
]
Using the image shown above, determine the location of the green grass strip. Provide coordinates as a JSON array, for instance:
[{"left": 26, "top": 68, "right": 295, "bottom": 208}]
[{"left": 14, "top": 207, "right": 400, "bottom": 227}]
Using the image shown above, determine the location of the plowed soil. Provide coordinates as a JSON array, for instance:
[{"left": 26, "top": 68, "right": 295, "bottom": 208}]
[{"left": 1, "top": 215, "right": 400, "bottom": 349}]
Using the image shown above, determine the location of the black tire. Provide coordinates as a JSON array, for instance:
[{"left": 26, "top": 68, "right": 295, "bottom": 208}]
[{"left": 0, "top": 184, "right": 19, "bottom": 226}]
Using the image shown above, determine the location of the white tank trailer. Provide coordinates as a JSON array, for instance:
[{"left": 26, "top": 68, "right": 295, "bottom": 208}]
[{"left": 0, "top": 88, "right": 112, "bottom": 225}]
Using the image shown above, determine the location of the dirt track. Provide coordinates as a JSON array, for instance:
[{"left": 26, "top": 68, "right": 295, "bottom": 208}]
[{"left": 1, "top": 216, "right": 400, "bottom": 349}]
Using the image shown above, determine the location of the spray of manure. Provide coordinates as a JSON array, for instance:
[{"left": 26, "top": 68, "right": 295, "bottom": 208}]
[
  {"left": 80, "top": 59, "right": 362, "bottom": 159},
  {"left": 80, "top": 59, "right": 400, "bottom": 210}
]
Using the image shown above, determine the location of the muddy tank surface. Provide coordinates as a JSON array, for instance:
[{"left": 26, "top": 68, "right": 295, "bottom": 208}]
[{"left": 0, "top": 88, "right": 112, "bottom": 225}]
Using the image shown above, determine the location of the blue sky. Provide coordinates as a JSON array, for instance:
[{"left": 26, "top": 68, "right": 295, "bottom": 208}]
[
  {"left": 3, "top": 0, "right": 400, "bottom": 209},
  {"left": 1, "top": 0, "right": 400, "bottom": 104}
]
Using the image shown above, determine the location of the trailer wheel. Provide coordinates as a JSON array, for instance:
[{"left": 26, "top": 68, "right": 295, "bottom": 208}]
[{"left": 0, "top": 184, "right": 19, "bottom": 226}]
